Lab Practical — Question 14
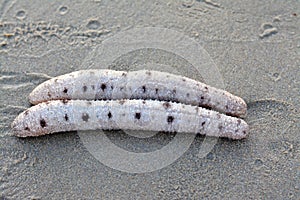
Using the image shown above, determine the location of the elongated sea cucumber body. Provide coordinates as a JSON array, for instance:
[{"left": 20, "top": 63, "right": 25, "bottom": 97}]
[
  {"left": 11, "top": 99, "right": 249, "bottom": 139},
  {"left": 29, "top": 70, "right": 247, "bottom": 117}
]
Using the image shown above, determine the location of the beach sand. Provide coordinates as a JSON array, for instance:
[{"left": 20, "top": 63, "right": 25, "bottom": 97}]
[{"left": 0, "top": 0, "right": 299, "bottom": 199}]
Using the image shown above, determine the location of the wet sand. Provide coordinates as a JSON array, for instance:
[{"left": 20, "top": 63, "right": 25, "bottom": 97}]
[{"left": 0, "top": 1, "right": 299, "bottom": 199}]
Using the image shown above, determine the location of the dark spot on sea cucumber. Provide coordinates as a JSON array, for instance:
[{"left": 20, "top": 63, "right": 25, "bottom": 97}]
[
  {"left": 172, "top": 89, "right": 176, "bottom": 94},
  {"left": 186, "top": 93, "right": 190, "bottom": 97},
  {"left": 142, "top": 100, "right": 146, "bottom": 104},
  {"left": 237, "top": 119, "right": 241, "bottom": 125},
  {"left": 216, "top": 114, "right": 221, "bottom": 119},
  {"left": 135, "top": 112, "right": 141, "bottom": 120},
  {"left": 146, "top": 71, "right": 151, "bottom": 76},
  {"left": 167, "top": 116, "right": 174, "bottom": 124},
  {"left": 111, "top": 85, "right": 114, "bottom": 90},
  {"left": 24, "top": 110, "right": 29, "bottom": 115},
  {"left": 182, "top": 78, "right": 186, "bottom": 82},
  {"left": 119, "top": 100, "right": 126, "bottom": 105},
  {"left": 40, "top": 119, "right": 47, "bottom": 128},
  {"left": 195, "top": 107, "right": 199, "bottom": 113},
  {"left": 225, "top": 105, "right": 229, "bottom": 110},
  {"left": 243, "top": 130, "right": 246, "bottom": 135},
  {"left": 108, "top": 111, "right": 112, "bottom": 119},
  {"left": 202, "top": 121, "right": 206, "bottom": 126},
  {"left": 48, "top": 92, "right": 52, "bottom": 97},
  {"left": 200, "top": 96, "right": 204, "bottom": 100},
  {"left": 218, "top": 125, "right": 223, "bottom": 130},
  {"left": 54, "top": 79, "right": 58, "bottom": 82},
  {"left": 61, "top": 99, "right": 69, "bottom": 104},
  {"left": 64, "top": 114, "right": 69, "bottom": 121},
  {"left": 122, "top": 72, "right": 127, "bottom": 76},
  {"left": 82, "top": 113, "right": 89, "bottom": 122},
  {"left": 63, "top": 87, "right": 68, "bottom": 93},
  {"left": 155, "top": 88, "right": 159, "bottom": 94},
  {"left": 204, "top": 86, "right": 208, "bottom": 90},
  {"left": 83, "top": 85, "right": 88, "bottom": 92},
  {"left": 24, "top": 127, "right": 30, "bottom": 131},
  {"left": 91, "top": 85, "right": 95, "bottom": 90},
  {"left": 142, "top": 85, "right": 146, "bottom": 93},
  {"left": 101, "top": 83, "right": 106, "bottom": 91},
  {"left": 120, "top": 87, "right": 124, "bottom": 91},
  {"left": 86, "top": 101, "right": 92, "bottom": 105},
  {"left": 163, "top": 102, "right": 171, "bottom": 109},
  {"left": 166, "top": 75, "right": 170, "bottom": 78}
]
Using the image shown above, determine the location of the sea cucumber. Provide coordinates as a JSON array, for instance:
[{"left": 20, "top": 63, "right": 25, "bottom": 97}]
[
  {"left": 11, "top": 99, "right": 249, "bottom": 139},
  {"left": 29, "top": 69, "right": 247, "bottom": 117}
]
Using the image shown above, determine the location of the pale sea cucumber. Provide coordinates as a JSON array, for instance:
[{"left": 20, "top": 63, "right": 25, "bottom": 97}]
[
  {"left": 11, "top": 99, "right": 249, "bottom": 139},
  {"left": 29, "top": 70, "right": 247, "bottom": 117}
]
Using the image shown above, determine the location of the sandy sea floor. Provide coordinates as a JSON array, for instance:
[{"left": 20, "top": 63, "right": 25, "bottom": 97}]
[{"left": 0, "top": 0, "right": 299, "bottom": 199}]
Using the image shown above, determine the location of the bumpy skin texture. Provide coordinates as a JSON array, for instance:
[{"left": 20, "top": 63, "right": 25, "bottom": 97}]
[
  {"left": 29, "top": 70, "right": 247, "bottom": 117},
  {"left": 11, "top": 100, "right": 249, "bottom": 139}
]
